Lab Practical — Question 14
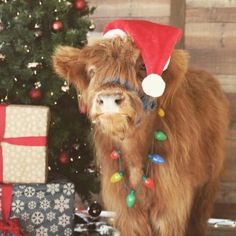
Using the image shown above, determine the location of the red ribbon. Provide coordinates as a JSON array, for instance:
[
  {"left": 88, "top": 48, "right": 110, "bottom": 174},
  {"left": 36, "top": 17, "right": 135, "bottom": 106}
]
[
  {"left": 0, "top": 184, "right": 24, "bottom": 236},
  {"left": 0, "top": 104, "right": 47, "bottom": 182}
]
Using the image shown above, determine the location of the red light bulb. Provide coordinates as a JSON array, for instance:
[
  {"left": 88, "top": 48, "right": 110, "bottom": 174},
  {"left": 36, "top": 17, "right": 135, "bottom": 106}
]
[
  {"left": 143, "top": 176, "right": 154, "bottom": 189},
  {"left": 111, "top": 150, "right": 121, "bottom": 160}
]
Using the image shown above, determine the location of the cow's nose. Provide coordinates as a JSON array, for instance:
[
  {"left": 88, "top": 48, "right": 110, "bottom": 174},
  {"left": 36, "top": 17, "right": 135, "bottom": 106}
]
[{"left": 96, "top": 93, "right": 124, "bottom": 113}]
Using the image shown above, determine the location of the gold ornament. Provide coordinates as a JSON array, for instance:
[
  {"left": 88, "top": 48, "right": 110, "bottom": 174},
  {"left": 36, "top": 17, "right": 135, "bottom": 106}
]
[
  {"left": 89, "top": 23, "right": 96, "bottom": 31},
  {"left": 0, "top": 53, "right": 6, "bottom": 61}
]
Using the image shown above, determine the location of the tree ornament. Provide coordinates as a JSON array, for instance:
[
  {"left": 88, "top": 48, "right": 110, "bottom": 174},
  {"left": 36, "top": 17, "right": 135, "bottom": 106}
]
[
  {"left": 148, "top": 154, "right": 165, "bottom": 164},
  {"left": 89, "top": 22, "right": 96, "bottom": 31},
  {"left": 61, "top": 82, "right": 70, "bottom": 92},
  {"left": 85, "top": 166, "right": 97, "bottom": 173},
  {"left": 73, "top": 0, "right": 87, "bottom": 10},
  {"left": 0, "top": 21, "right": 4, "bottom": 32},
  {"left": 29, "top": 88, "right": 42, "bottom": 101},
  {"left": 34, "top": 29, "right": 43, "bottom": 38},
  {"left": 13, "top": 77, "right": 24, "bottom": 88},
  {"left": 24, "top": 44, "right": 30, "bottom": 53},
  {"left": 65, "top": 1, "right": 72, "bottom": 7},
  {"left": 33, "top": 23, "right": 43, "bottom": 38},
  {"left": 34, "top": 81, "right": 42, "bottom": 89},
  {"left": 111, "top": 171, "right": 124, "bottom": 183},
  {"left": 58, "top": 151, "right": 70, "bottom": 165},
  {"left": 0, "top": 88, "right": 7, "bottom": 101},
  {"left": 0, "top": 53, "right": 6, "bottom": 61},
  {"left": 142, "top": 176, "right": 154, "bottom": 189},
  {"left": 27, "top": 62, "right": 42, "bottom": 69},
  {"left": 111, "top": 150, "right": 121, "bottom": 160},
  {"left": 126, "top": 190, "right": 136, "bottom": 208},
  {"left": 88, "top": 201, "right": 102, "bottom": 217},
  {"left": 154, "top": 130, "right": 167, "bottom": 141},
  {"left": 52, "top": 20, "right": 63, "bottom": 31}
]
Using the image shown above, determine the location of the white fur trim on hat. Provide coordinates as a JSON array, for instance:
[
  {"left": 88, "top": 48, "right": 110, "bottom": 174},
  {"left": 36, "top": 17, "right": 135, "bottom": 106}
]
[
  {"left": 163, "top": 57, "right": 170, "bottom": 71},
  {"left": 103, "top": 29, "right": 127, "bottom": 38},
  {"left": 142, "top": 74, "right": 166, "bottom": 97}
]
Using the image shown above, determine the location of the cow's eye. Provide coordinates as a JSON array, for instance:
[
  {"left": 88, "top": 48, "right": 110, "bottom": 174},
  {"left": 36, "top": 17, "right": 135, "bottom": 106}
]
[
  {"left": 87, "top": 66, "right": 96, "bottom": 78},
  {"left": 140, "top": 63, "right": 146, "bottom": 71},
  {"left": 137, "top": 63, "right": 147, "bottom": 81}
]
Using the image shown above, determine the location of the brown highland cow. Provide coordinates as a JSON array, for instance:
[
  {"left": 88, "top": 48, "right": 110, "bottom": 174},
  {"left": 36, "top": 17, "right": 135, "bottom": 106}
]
[{"left": 53, "top": 33, "right": 229, "bottom": 235}]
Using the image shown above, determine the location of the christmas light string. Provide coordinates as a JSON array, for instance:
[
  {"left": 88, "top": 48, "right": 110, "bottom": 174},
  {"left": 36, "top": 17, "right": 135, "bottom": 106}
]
[{"left": 110, "top": 108, "right": 166, "bottom": 207}]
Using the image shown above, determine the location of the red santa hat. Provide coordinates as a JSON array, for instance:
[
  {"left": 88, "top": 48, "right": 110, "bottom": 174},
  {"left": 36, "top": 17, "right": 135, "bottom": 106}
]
[{"left": 103, "top": 20, "right": 182, "bottom": 97}]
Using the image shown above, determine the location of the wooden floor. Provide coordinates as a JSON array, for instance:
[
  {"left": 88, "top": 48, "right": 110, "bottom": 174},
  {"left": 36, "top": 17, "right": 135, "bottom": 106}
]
[
  {"left": 208, "top": 229, "right": 236, "bottom": 236},
  {"left": 208, "top": 216, "right": 236, "bottom": 236},
  {"left": 209, "top": 204, "right": 236, "bottom": 235}
]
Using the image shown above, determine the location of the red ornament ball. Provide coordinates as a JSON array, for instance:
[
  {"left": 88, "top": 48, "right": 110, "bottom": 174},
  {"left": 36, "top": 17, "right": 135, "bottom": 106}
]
[
  {"left": 59, "top": 151, "right": 70, "bottom": 165},
  {"left": 29, "top": 88, "right": 42, "bottom": 101},
  {"left": 74, "top": 0, "right": 87, "bottom": 10},
  {"left": 52, "top": 20, "right": 63, "bottom": 31}
]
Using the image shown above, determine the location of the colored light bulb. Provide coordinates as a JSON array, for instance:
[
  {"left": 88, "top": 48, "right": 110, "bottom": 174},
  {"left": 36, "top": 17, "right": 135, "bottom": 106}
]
[
  {"left": 142, "top": 176, "right": 154, "bottom": 189},
  {"left": 158, "top": 108, "right": 165, "bottom": 117},
  {"left": 148, "top": 154, "right": 165, "bottom": 164},
  {"left": 154, "top": 130, "right": 167, "bottom": 141},
  {"left": 126, "top": 190, "right": 136, "bottom": 208},
  {"left": 111, "top": 150, "right": 121, "bottom": 160},
  {"left": 110, "top": 171, "right": 124, "bottom": 183}
]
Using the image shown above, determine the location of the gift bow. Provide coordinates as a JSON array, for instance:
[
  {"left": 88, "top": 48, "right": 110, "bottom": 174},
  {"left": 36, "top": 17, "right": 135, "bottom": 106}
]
[
  {"left": 0, "top": 184, "right": 24, "bottom": 236},
  {"left": 0, "top": 218, "right": 24, "bottom": 236},
  {"left": 0, "top": 104, "right": 47, "bottom": 182}
]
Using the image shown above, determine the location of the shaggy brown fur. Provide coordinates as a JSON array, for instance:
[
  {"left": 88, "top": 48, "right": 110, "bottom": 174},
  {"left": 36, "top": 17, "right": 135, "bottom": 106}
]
[{"left": 53, "top": 37, "right": 229, "bottom": 236}]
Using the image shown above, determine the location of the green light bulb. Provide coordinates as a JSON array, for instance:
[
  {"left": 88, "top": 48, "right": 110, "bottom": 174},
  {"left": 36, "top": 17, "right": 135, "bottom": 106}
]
[
  {"left": 126, "top": 190, "right": 136, "bottom": 208},
  {"left": 154, "top": 130, "right": 167, "bottom": 141}
]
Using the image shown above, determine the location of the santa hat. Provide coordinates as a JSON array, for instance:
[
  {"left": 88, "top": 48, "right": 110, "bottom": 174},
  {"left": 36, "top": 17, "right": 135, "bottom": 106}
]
[{"left": 103, "top": 20, "right": 182, "bottom": 97}]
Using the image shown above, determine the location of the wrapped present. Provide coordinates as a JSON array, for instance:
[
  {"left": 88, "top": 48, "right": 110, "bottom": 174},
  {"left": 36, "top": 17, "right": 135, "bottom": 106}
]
[
  {"left": 0, "top": 180, "right": 75, "bottom": 235},
  {"left": 74, "top": 210, "right": 119, "bottom": 236},
  {"left": 0, "top": 184, "right": 24, "bottom": 236},
  {"left": 0, "top": 104, "right": 49, "bottom": 183}
]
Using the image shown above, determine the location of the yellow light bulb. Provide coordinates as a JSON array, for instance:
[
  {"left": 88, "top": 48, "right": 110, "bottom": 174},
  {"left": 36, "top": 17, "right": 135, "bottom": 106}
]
[
  {"left": 158, "top": 108, "right": 165, "bottom": 117},
  {"left": 110, "top": 171, "right": 124, "bottom": 183}
]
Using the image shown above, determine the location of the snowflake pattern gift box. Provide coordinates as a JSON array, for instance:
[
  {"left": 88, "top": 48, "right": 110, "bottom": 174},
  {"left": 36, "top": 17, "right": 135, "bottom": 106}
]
[
  {"left": 0, "top": 181, "right": 75, "bottom": 235},
  {"left": 0, "top": 104, "right": 50, "bottom": 183}
]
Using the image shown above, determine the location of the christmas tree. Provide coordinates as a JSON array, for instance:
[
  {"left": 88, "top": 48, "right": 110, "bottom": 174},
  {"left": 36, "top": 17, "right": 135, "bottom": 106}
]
[{"left": 0, "top": 0, "right": 99, "bottom": 201}]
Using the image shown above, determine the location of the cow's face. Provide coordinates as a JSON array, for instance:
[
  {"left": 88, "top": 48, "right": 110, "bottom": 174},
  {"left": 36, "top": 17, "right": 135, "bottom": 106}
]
[{"left": 53, "top": 37, "right": 188, "bottom": 138}]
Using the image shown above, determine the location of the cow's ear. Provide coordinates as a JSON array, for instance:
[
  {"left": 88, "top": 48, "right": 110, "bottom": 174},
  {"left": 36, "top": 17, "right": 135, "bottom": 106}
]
[
  {"left": 53, "top": 46, "right": 89, "bottom": 92},
  {"left": 168, "top": 49, "right": 188, "bottom": 77},
  {"left": 162, "top": 49, "right": 189, "bottom": 99}
]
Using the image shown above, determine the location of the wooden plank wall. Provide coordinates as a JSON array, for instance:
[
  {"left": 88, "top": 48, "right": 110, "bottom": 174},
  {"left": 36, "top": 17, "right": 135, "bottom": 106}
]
[
  {"left": 185, "top": 0, "right": 236, "bottom": 216},
  {"left": 88, "top": 0, "right": 236, "bottom": 219},
  {"left": 89, "top": 0, "right": 170, "bottom": 31},
  {"left": 185, "top": 0, "right": 236, "bottom": 95}
]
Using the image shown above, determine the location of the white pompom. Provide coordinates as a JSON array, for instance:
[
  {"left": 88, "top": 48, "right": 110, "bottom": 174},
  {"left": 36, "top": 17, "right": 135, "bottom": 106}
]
[
  {"left": 163, "top": 57, "right": 170, "bottom": 71},
  {"left": 103, "top": 29, "right": 127, "bottom": 38},
  {"left": 141, "top": 74, "right": 166, "bottom": 97}
]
